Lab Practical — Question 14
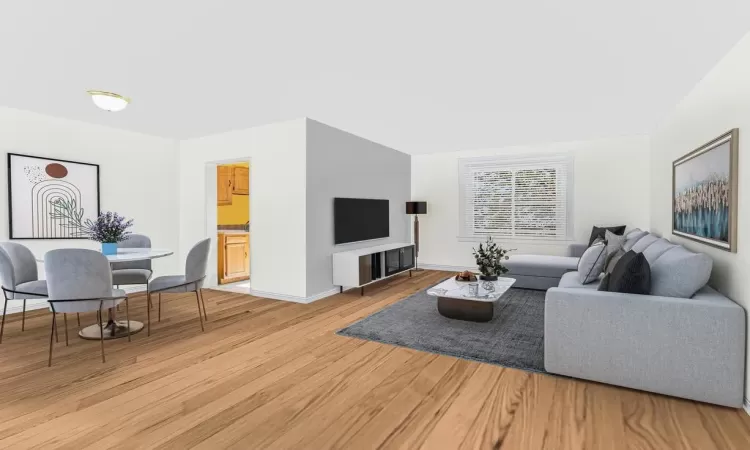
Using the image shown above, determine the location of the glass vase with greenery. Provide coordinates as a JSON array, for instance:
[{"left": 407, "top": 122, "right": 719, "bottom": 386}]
[{"left": 472, "top": 237, "right": 512, "bottom": 281}]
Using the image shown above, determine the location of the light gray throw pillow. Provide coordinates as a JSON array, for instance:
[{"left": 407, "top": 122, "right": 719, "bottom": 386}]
[
  {"left": 604, "top": 248, "right": 626, "bottom": 274},
  {"left": 650, "top": 246, "right": 713, "bottom": 298},
  {"left": 604, "top": 229, "right": 626, "bottom": 256},
  {"left": 577, "top": 242, "right": 607, "bottom": 284}
]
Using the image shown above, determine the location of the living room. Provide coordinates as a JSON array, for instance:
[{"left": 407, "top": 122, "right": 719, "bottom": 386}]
[{"left": 0, "top": 2, "right": 749, "bottom": 448}]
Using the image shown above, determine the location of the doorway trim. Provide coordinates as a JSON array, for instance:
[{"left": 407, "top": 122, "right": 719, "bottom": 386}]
[{"left": 204, "top": 157, "right": 252, "bottom": 289}]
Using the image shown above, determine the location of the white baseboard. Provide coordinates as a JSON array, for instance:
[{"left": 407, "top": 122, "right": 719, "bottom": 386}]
[
  {"left": 744, "top": 397, "right": 750, "bottom": 416},
  {"left": 3, "top": 285, "right": 147, "bottom": 316},
  {"left": 246, "top": 287, "right": 340, "bottom": 304},
  {"left": 418, "top": 263, "right": 473, "bottom": 272},
  {"left": 3, "top": 298, "right": 48, "bottom": 315}
]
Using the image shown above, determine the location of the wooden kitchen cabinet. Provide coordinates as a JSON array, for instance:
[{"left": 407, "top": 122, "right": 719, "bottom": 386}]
[
  {"left": 232, "top": 166, "right": 249, "bottom": 195},
  {"left": 218, "top": 233, "right": 250, "bottom": 284},
  {"left": 217, "top": 166, "right": 233, "bottom": 206}
]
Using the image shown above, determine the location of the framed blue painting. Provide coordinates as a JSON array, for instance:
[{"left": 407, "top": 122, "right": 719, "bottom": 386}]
[{"left": 672, "top": 129, "right": 738, "bottom": 252}]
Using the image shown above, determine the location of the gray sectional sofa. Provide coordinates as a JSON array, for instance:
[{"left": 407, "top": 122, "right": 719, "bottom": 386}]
[{"left": 504, "top": 230, "right": 746, "bottom": 408}]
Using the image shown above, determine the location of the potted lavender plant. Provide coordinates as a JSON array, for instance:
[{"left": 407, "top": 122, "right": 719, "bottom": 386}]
[
  {"left": 472, "top": 237, "right": 512, "bottom": 281},
  {"left": 86, "top": 212, "right": 134, "bottom": 255}
]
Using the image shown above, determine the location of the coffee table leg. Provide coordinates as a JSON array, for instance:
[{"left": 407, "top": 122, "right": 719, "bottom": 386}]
[{"left": 437, "top": 297, "right": 494, "bottom": 322}]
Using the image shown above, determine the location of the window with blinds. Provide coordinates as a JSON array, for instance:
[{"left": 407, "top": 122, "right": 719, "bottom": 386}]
[{"left": 458, "top": 154, "right": 573, "bottom": 240}]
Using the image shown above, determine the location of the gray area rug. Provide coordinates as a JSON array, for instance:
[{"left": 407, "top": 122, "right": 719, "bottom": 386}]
[{"left": 338, "top": 287, "right": 546, "bottom": 373}]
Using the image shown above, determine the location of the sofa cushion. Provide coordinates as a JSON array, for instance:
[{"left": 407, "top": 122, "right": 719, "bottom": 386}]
[
  {"left": 604, "top": 250, "right": 651, "bottom": 295},
  {"left": 578, "top": 242, "right": 607, "bottom": 284},
  {"left": 630, "top": 233, "right": 659, "bottom": 253},
  {"left": 588, "top": 225, "right": 626, "bottom": 246},
  {"left": 641, "top": 238, "right": 676, "bottom": 264},
  {"left": 505, "top": 255, "right": 579, "bottom": 278},
  {"left": 623, "top": 229, "right": 649, "bottom": 251},
  {"left": 559, "top": 271, "right": 601, "bottom": 289},
  {"left": 650, "top": 246, "right": 712, "bottom": 298}
]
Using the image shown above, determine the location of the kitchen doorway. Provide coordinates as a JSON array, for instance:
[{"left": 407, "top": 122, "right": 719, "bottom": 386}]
[
  {"left": 203, "top": 158, "right": 251, "bottom": 292},
  {"left": 216, "top": 162, "right": 250, "bottom": 285}
]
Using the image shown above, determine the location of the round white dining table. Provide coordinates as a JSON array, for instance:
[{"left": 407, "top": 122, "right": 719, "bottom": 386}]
[{"left": 36, "top": 248, "right": 174, "bottom": 340}]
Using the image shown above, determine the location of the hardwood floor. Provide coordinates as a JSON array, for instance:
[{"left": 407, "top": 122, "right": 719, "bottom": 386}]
[{"left": 0, "top": 270, "right": 748, "bottom": 449}]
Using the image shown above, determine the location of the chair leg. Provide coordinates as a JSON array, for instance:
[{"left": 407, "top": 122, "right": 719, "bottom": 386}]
[
  {"left": 54, "top": 314, "right": 59, "bottom": 343},
  {"left": 199, "top": 289, "right": 208, "bottom": 321},
  {"left": 22, "top": 300, "right": 26, "bottom": 331},
  {"left": 63, "top": 313, "right": 69, "bottom": 346},
  {"left": 124, "top": 298, "right": 131, "bottom": 342},
  {"left": 98, "top": 310, "right": 105, "bottom": 363},
  {"left": 0, "top": 298, "right": 7, "bottom": 344},
  {"left": 48, "top": 314, "right": 56, "bottom": 367},
  {"left": 77, "top": 313, "right": 81, "bottom": 328},
  {"left": 195, "top": 291, "right": 204, "bottom": 332},
  {"left": 158, "top": 293, "right": 162, "bottom": 322},
  {"left": 146, "top": 292, "right": 151, "bottom": 336}
]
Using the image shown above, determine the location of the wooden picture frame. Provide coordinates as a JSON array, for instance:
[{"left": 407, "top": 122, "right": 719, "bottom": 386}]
[
  {"left": 7, "top": 153, "right": 101, "bottom": 240},
  {"left": 672, "top": 129, "right": 738, "bottom": 252}
]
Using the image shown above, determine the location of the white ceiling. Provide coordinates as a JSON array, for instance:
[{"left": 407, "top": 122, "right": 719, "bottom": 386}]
[{"left": 1, "top": 1, "right": 749, "bottom": 154}]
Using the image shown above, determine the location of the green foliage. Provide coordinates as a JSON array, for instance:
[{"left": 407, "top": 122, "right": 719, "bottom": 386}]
[
  {"left": 472, "top": 237, "right": 512, "bottom": 276},
  {"left": 48, "top": 198, "right": 88, "bottom": 237}
]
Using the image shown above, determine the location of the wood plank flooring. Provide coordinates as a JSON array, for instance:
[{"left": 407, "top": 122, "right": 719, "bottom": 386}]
[{"left": 0, "top": 270, "right": 748, "bottom": 449}]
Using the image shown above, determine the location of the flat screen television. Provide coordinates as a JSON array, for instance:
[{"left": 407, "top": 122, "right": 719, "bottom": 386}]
[{"left": 334, "top": 198, "right": 389, "bottom": 244}]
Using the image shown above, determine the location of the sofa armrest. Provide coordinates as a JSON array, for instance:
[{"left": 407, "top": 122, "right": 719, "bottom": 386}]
[
  {"left": 544, "top": 287, "right": 746, "bottom": 407},
  {"left": 567, "top": 243, "right": 587, "bottom": 258}
]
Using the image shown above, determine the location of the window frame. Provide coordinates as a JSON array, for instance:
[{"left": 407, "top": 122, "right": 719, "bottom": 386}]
[{"left": 457, "top": 153, "right": 574, "bottom": 243}]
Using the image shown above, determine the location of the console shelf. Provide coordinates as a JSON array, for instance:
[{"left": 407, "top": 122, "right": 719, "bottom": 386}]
[{"left": 333, "top": 242, "right": 415, "bottom": 295}]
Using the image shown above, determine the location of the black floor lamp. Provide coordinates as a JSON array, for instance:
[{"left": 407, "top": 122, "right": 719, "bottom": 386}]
[{"left": 406, "top": 201, "right": 427, "bottom": 271}]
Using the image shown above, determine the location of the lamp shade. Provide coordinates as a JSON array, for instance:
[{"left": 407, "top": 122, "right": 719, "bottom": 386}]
[{"left": 406, "top": 201, "right": 427, "bottom": 215}]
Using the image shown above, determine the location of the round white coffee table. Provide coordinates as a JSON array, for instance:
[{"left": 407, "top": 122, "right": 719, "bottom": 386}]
[{"left": 426, "top": 277, "right": 516, "bottom": 322}]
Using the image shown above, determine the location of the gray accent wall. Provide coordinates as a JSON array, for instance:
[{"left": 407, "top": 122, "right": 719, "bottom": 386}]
[{"left": 305, "top": 119, "right": 411, "bottom": 297}]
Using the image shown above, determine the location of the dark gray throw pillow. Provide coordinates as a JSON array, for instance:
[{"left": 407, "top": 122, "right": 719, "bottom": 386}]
[
  {"left": 588, "top": 225, "right": 626, "bottom": 246},
  {"left": 604, "top": 250, "right": 651, "bottom": 295}
]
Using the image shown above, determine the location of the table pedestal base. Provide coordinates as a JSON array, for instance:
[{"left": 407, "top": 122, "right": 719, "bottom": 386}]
[
  {"left": 437, "top": 297, "right": 494, "bottom": 322},
  {"left": 79, "top": 320, "right": 144, "bottom": 340}
]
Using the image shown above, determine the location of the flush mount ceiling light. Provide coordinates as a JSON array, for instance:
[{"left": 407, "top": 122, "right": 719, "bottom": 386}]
[{"left": 87, "top": 90, "right": 130, "bottom": 112}]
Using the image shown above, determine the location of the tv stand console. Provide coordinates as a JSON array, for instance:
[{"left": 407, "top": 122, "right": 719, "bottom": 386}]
[{"left": 333, "top": 243, "right": 415, "bottom": 295}]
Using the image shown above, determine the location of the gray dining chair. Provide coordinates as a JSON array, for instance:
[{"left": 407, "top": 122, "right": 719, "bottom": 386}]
[
  {"left": 111, "top": 234, "right": 153, "bottom": 289},
  {"left": 147, "top": 238, "right": 210, "bottom": 336},
  {"left": 45, "top": 249, "right": 129, "bottom": 366},
  {"left": 0, "top": 242, "right": 48, "bottom": 343}
]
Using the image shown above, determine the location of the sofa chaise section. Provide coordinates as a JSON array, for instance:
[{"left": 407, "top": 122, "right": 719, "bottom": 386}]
[
  {"left": 544, "top": 285, "right": 746, "bottom": 407},
  {"left": 504, "top": 253, "right": 580, "bottom": 290}
]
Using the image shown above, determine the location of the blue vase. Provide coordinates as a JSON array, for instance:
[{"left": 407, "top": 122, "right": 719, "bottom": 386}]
[{"left": 101, "top": 242, "right": 118, "bottom": 255}]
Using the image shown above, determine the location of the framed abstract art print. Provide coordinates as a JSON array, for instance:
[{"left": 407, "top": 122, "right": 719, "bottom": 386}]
[
  {"left": 7, "top": 153, "right": 100, "bottom": 239},
  {"left": 672, "top": 129, "right": 738, "bottom": 252}
]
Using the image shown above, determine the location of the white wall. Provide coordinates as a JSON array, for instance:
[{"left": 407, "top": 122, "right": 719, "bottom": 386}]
[
  {"left": 178, "top": 119, "right": 308, "bottom": 298},
  {"left": 650, "top": 33, "right": 750, "bottom": 403},
  {"left": 0, "top": 106, "right": 181, "bottom": 285},
  {"left": 305, "top": 119, "right": 411, "bottom": 296},
  {"left": 411, "top": 136, "right": 651, "bottom": 268}
]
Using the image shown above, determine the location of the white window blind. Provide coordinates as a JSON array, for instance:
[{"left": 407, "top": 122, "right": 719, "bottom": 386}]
[{"left": 458, "top": 154, "right": 573, "bottom": 241}]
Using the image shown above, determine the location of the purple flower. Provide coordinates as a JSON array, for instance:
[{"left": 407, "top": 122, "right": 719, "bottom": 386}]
[{"left": 82, "top": 211, "right": 134, "bottom": 243}]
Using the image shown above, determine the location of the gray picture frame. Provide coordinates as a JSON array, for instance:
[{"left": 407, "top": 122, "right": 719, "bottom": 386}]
[{"left": 672, "top": 129, "right": 738, "bottom": 252}]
